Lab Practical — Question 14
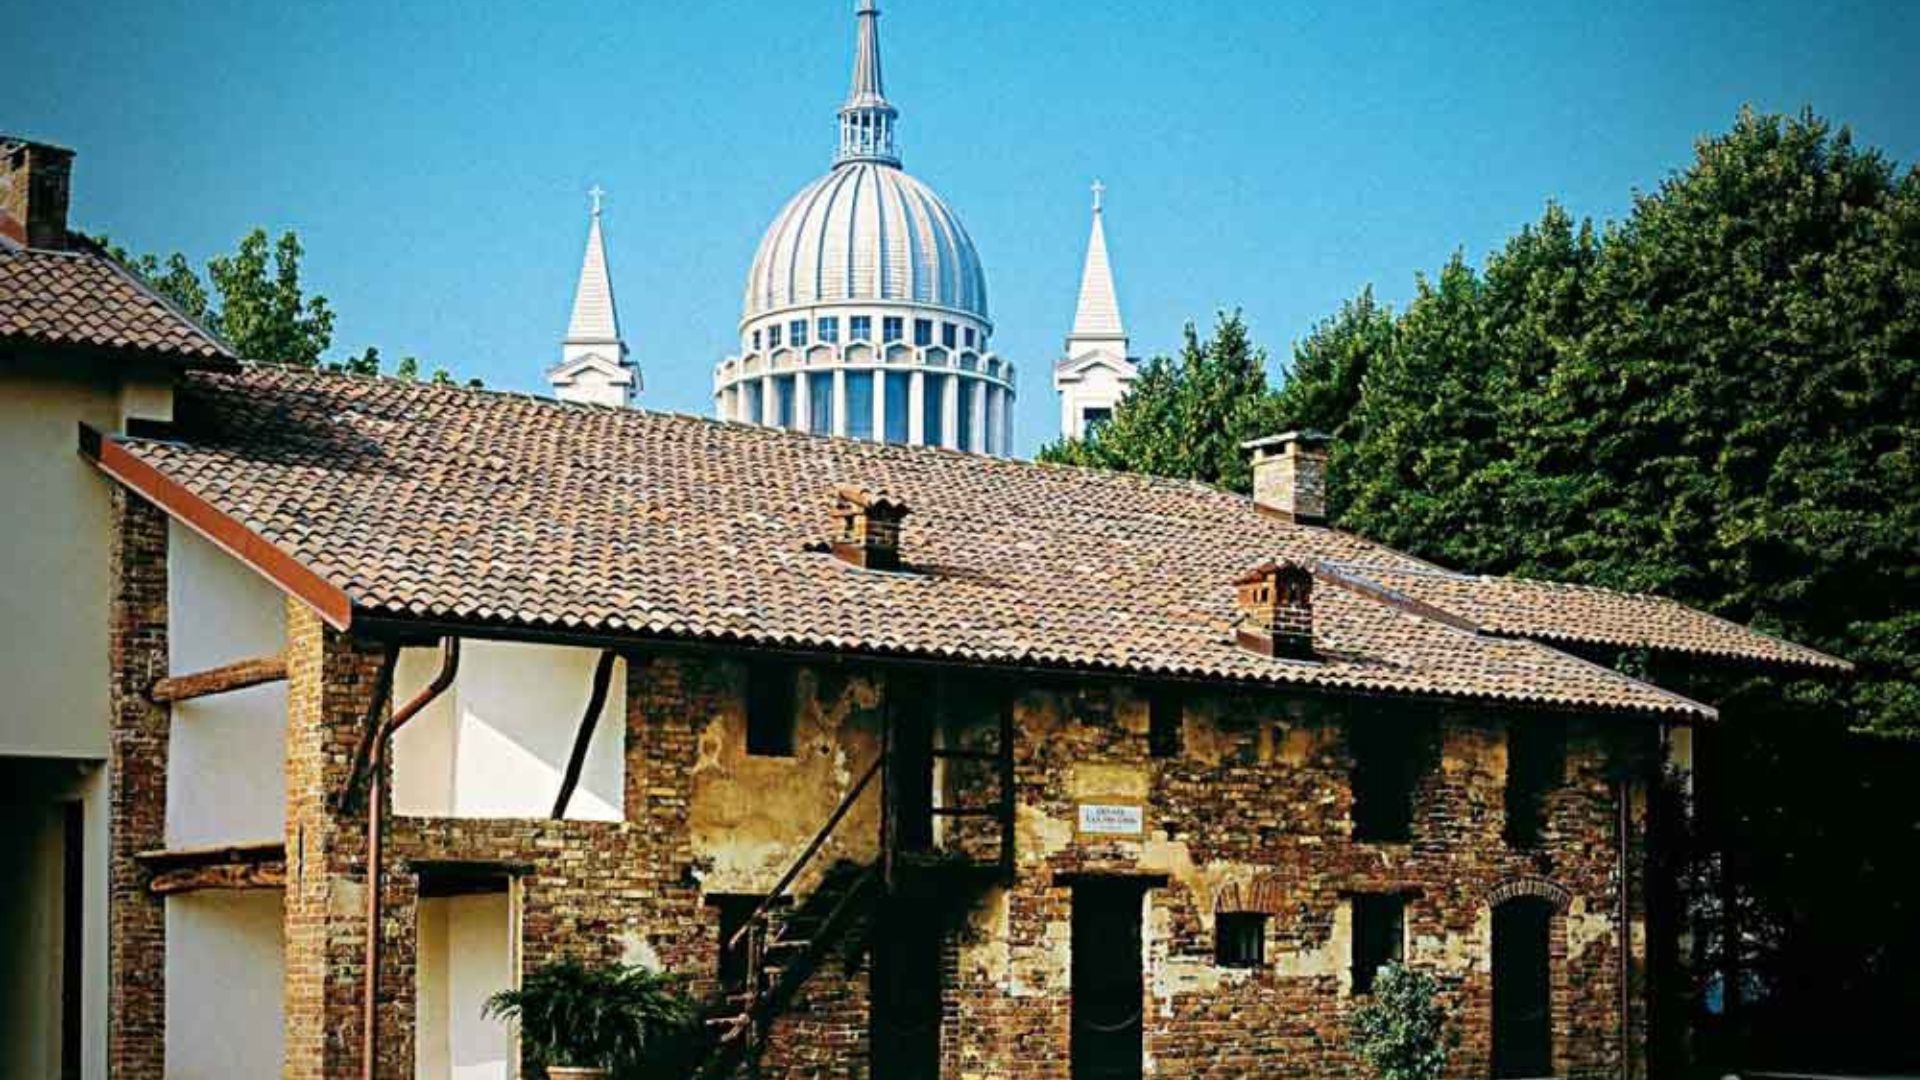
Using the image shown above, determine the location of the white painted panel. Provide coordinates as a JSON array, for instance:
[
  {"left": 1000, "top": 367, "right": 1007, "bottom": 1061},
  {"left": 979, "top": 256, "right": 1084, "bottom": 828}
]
[
  {"left": 417, "top": 891, "right": 515, "bottom": 1080},
  {"left": 393, "top": 641, "right": 624, "bottom": 822},
  {"left": 165, "top": 522, "right": 288, "bottom": 848},
  {"left": 164, "top": 890, "right": 285, "bottom": 1079}
]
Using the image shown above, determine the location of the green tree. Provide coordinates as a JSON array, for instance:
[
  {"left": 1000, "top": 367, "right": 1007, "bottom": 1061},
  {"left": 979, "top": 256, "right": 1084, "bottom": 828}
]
[
  {"left": 98, "top": 229, "right": 471, "bottom": 385},
  {"left": 1040, "top": 311, "right": 1282, "bottom": 492}
]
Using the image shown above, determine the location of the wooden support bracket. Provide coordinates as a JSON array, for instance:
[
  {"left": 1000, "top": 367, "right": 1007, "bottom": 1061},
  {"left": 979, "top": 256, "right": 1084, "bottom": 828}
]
[
  {"left": 150, "top": 654, "right": 288, "bottom": 704},
  {"left": 136, "top": 841, "right": 287, "bottom": 895}
]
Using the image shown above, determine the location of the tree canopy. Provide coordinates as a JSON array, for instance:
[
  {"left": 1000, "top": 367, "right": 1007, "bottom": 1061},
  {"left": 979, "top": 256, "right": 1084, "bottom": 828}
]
[
  {"left": 97, "top": 227, "right": 465, "bottom": 383},
  {"left": 1045, "top": 109, "right": 1918, "bottom": 735}
]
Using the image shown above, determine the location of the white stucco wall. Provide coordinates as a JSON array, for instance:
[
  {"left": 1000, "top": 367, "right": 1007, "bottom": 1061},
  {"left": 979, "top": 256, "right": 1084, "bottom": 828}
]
[
  {"left": 392, "top": 641, "right": 624, "bottom": 821},
  {"left": 163, "top": 889, "right": 285, "bottom": 1079},
  {"left": 417, "top": 890, "right": 516, "bottom": 1080},
  {"left": 0, "top": 370, "right": 119, "bottom": 758},
  {"left": 165, "top": 521, "right": 289, "bottom": 848}
]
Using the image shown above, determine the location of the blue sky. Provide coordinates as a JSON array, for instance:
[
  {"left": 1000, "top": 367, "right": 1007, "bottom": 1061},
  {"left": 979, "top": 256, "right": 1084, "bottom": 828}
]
[{"left": 11, "top": 1, "right": 1918, "bottom": 455}]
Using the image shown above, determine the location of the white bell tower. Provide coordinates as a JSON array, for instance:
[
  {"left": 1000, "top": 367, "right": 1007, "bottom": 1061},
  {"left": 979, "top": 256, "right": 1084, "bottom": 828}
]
[
  {"left": 1054, "top": 181, "right": 1137, "bottom": 440},
  {"left": 548, "top": 186, "right": 639, "bottom": 407}
]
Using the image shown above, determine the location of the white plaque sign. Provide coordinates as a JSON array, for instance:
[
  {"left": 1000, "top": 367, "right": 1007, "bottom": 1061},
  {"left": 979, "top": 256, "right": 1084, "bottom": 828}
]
[{"left": 1077, "top": 802, "right": 1145, "bottom": 837}]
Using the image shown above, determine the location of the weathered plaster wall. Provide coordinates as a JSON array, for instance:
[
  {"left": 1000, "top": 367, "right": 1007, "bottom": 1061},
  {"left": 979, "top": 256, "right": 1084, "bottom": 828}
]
[
  {"left": 392, "top": 641, "right": 626, "bottom": 822},
  {"left": 164, "top": 889, "right": 285, "bottom": 1079},
  {"left": 688, "top": 665, "right": 883, "bottom": 895},
  {"left": 165, "top": 520, "right": 288, "bottom": 847}
]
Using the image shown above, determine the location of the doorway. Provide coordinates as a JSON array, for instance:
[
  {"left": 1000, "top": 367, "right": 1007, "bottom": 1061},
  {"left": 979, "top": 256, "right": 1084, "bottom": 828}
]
[
  {"left": 870, "top": 900, "right": 942, "bottom": 1080},
  {"left": 1491, "top": 896, "right": 1554, "bottom": 1078},
  {"left": 1071, "top": 880, "right": 1146, "bottom": 1080}
]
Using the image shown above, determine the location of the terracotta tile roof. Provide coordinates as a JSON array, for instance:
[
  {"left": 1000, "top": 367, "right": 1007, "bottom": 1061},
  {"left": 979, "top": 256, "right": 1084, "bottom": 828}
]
[
  {"left": 89, "top": 365, "right": 1733, "bottom": 720},
  {"left": 0, "top": 246, "right": 232, "bottom": 362},
  {"left": 1326, "top": 563, "right": 1851, "bottom": 673}
]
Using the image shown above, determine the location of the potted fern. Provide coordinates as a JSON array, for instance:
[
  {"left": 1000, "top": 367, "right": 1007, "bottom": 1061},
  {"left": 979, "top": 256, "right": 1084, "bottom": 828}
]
[{"left": 484, "top": 957, "right": 696, "bottom": 1079}]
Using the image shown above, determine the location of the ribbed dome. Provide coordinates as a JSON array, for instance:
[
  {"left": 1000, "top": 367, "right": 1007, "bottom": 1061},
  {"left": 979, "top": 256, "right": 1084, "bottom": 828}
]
[{"left": 742, "top": 161, "right": 989, "bottom": 324}]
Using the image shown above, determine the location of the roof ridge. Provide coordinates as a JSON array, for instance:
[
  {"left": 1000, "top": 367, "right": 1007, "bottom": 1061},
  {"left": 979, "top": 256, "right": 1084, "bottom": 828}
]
[{"left": 94, "top": 247, "right": 236, "bottom": 359}]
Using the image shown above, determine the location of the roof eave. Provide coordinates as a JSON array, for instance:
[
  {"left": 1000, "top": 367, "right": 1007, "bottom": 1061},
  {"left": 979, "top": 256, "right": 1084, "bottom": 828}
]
[{"left": 80, "top": 424, "right": 354, "bottom": 631}]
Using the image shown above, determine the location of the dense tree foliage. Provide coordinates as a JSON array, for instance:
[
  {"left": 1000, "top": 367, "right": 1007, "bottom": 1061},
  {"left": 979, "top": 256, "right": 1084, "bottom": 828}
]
[
  {"left": 1039, "top": 311, "right": 1282, "bottom": 492},
  {"left": 1051, "top": 109, "right": 1917, "bottom": 736},
  {"left": 96, "top": 228, "right": 466, "bottom": 383}
]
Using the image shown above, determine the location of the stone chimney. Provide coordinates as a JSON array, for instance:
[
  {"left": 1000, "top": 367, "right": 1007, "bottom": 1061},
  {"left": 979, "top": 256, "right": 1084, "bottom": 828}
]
[
  {"left": 1243, "top": 431, "right": 1330, "bottom": 525},
  {"left": 831, "top": 483, "right": 910, "bottom": 571},
  {"left": 0, "top": 137, "right": 75, "bottom": 250},
  {"left": 1233, "top": 560, "right": 1316, "bottom": 660}
]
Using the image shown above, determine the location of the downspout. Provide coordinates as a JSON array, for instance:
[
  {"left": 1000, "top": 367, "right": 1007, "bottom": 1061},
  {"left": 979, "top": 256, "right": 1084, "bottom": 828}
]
[{"left": 364, "top": 637, "right": 460, "bottom": 1080}]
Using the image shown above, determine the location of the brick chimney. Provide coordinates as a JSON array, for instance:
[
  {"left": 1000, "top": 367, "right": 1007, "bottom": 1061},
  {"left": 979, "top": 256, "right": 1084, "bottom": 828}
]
[
  {"left": 0, "top": 137, "right": 75, "bottom": 250},
  {"left": 831, "top": 484, "right": 910, "bottom": 571},
  {"left": 1243, "top": 431, "right": 1329, "bottom": 524},
  {"left": 1233, "top": 560, "right": 1316, "bottom": 660}
]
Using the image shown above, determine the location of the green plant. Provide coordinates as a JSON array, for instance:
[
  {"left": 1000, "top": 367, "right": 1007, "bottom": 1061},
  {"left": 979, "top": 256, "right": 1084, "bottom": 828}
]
[
  {"left": 484, "top": 957, "right": 695, "bottom": 1075},
  {"left": 1348, "top": 962, "right": 1457, "bottom": 1080}
]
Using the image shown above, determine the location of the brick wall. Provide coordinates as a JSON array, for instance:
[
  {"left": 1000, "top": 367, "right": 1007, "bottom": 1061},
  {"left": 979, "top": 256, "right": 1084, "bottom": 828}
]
[
  {"left": 110, "top": 584, "right": 1654, "bottom": 1078},
  {"left": 106, "top": 489, "right": 168, "bottom": 1079}
]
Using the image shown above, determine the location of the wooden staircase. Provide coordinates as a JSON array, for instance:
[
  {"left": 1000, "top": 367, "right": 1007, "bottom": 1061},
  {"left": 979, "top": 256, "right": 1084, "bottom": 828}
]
[{"left": 697, "top": 680, "right": 1016, "bottom": 1078}]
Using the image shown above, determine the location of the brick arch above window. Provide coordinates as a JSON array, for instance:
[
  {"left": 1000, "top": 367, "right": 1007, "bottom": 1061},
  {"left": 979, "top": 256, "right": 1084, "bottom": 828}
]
[
  {"left": 1214, "top": 875, "right": 1288, "bottom": 915},
  {"left": 1485, "top": 876, "right": 1572, "bottom": 913}
]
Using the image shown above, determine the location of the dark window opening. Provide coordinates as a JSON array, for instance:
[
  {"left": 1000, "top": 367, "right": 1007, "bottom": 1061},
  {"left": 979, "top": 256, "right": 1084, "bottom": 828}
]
[
  {"left": 1082, "top": 407, "right": 1113, "bottom": 433},
  {"left": 913, "top": 318, "right": 934, "bottom": 346},
  {"left": 1350, "top": 717, "right": 1428, "bottom": 843},
  {"left": 1351, "top": 893, "right": 1406, "bottom": 995},
  {"left": 883, "top": 316, "right": 904, "bottom": 343},
  {"left": 747, "top": 664, "right": 796, "bottom": 757},
  {"left": 1147, "top": 691, "right": 1182, "bottom": 759},
  {"left": 1504, "top": 723, "right": 1566, "bottom": 848},
  {"left": 1215, "top": 911, "right": 1265, "bottom": 968},
  {"left": 941, "top": 322, "right": 957, "bottom": 348}
]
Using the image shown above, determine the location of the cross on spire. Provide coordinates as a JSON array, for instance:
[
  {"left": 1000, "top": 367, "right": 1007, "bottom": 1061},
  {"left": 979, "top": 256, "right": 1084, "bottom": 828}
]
[
  {"left": 1091, "top": 179, "right": 1106, "bottom": 213},
  {"left": 588, "top": 184, "right": 606, "bottom": 217}
]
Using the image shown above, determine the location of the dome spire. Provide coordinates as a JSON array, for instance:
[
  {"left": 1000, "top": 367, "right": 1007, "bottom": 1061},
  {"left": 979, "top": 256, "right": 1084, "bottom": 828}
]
[{"left": 836, "top": 0, "right": 900, "bottom": 167}]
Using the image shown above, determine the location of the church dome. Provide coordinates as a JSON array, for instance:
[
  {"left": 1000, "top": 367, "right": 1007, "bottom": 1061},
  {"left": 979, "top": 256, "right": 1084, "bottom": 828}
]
[{"left": 743, "top": 161, "right": 989, "bottom": 324}]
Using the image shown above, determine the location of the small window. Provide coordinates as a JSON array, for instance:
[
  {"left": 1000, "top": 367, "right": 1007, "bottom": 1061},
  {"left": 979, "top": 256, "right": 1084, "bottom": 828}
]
[
  {"left": 1350, "top": 717, "right": 1427, "bottom": 843},
  {"left": 747, "top": 665, "right": 796, "bottom": 757},
  {"left": 941, "top": 322, "right": 957, "bottom": 348},
  {"left": 964, "top": 327, "right": 977, "bottom": 348},
  {"left": 751, "top": 329, "right": 762, "bottom": 350},
  {"left": 1215, "top": 912, "right": 1265, "bottom": 968},
  {"left": 789, "top": 319, "right": 809, "bottom": 347},
  {"left": 1504, "top": 723, "right": 1565, "bottom": 848},
  {"left": 1083, "top": 407, "right": 1113, "bottom": 433},
  {"left": 1351, "top": 894, "right": 1405, "bottom": 994},
  {"left": 913, "top": 318, "right": 933, "bottom": 346},
  {"left": 1148, "top": 691, "right": 1182, "bottom": 758},
  {"left": 818, "top": 316, "right": 840, "bottom": 344},
  {"left": 883, "top": 316, "right": 904, "bottom": 343},
  {"left": 849, "top": 315, "right": 872, "bottom": 342},
  {"left": 768, "top": 324, "right": 782, "bottom": 347}
]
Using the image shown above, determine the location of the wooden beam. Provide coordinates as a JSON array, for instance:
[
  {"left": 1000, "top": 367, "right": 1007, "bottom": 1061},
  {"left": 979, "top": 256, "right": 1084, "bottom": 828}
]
[
  {"left": 135, "top": 840, "right": 285, "bottom": 873},
  {"left": 149, "top": 861, "right": 286, "bottom": 895},
  {"left": 149, "top": 654, "right": 288, "bottom": 704}
]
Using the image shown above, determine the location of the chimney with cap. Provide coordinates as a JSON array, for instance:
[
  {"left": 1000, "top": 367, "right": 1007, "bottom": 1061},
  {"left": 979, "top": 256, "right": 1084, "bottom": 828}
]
[
  {"left": 0, "top": 137, "right": 75, "bottom": 250},
  {"left": 1243, "top": 431, "right": 1330, "bottom": 525},
  {"left": 831, "top": 483, "right": 910, "bottom": 571},
  {"left": 1234, "top": 560, "right": 1316, "bottom": 660}
]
